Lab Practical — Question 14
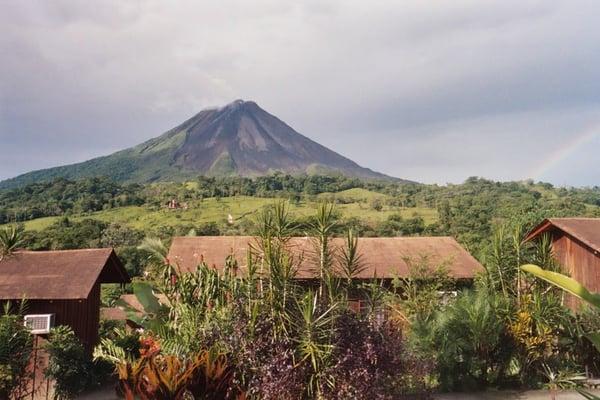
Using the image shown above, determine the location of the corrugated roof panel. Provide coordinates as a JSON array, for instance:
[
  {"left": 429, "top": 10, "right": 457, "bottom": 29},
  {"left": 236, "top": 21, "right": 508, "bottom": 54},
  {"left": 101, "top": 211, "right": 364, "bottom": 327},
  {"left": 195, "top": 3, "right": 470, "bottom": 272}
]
[
  {"left": 167, "top": 236, "right": 484, "bottom": 279},
  {"left": 0, "top": 248, "right": 129, "bottom": 300},
  {"left": 526, "top": 218, "right": 600, "bottom": 253}
]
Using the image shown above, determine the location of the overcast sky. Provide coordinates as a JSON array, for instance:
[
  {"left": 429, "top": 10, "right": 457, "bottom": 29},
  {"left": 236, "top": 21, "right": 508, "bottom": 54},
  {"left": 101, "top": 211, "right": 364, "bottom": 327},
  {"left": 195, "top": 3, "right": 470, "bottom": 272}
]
[{"left": 1, "top": 1, "right": 599, "bottom": 186}]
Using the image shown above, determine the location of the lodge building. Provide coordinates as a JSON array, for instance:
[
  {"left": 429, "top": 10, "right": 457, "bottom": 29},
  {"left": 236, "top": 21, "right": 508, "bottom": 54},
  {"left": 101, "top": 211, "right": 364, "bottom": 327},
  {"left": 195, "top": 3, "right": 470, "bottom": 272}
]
[
  {"left": 167, "top": 235, "right": 484, "bottom": 281},
  {"left": 0, "top": 248, "right": 130, "bottom": 350},
  {"left": 526, "top": 218, "right": 600, "bottom": 309}
]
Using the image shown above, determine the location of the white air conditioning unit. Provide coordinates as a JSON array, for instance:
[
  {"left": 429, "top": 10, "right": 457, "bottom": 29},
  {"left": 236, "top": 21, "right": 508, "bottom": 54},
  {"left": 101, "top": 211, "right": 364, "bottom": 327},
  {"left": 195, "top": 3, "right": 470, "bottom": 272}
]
[{"left": 23, "top": 314, "right": 55, "bottom": 334}]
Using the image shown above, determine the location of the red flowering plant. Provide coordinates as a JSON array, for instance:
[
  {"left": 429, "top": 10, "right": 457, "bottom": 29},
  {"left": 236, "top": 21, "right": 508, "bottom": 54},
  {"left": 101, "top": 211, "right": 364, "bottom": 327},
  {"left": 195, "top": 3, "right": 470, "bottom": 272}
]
[
  {"left": 138, "top": 336, "right": 161, "bottom": 358},
  {"left": 94, "top": 335, "right": 243, "bottom": 400}
]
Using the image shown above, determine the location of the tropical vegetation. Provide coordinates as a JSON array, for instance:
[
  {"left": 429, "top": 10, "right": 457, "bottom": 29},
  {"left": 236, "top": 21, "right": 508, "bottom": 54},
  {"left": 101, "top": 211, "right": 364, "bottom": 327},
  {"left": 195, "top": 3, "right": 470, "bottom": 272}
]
[
  {"left": 0, "top": 303, "right": 33, "bottom": 400},
  {"left": 2, "top": 175, "right": 600, "bottom": 398},
  {"left": 92, "top": 202, "right": 433, "bottom": 399}
]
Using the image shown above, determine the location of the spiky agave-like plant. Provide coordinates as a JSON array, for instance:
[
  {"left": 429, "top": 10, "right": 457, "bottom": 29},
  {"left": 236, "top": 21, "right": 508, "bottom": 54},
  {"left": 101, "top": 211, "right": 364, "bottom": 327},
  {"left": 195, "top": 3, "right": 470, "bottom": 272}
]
[
  {"left": 251, "top": 201, "right": 300, "bottom": 338},
  {"left": 293, "top": 291, "right": 337, "bottom": 397},
  {"left": 0, "top": 225, "right": 25, "bottom": 260},
  {"left": 337, "top": 229, "right": 366, "bottom": 285},
  {"left": 309, "top": 202, "right": 338, "bottom": 302}
]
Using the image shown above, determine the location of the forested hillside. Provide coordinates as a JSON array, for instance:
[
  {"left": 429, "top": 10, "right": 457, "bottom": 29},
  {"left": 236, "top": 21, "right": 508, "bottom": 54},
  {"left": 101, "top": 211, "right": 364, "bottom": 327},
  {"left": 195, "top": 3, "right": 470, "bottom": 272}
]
[{"left": 1, "top": 175, "right": 599, "bottom": 273}]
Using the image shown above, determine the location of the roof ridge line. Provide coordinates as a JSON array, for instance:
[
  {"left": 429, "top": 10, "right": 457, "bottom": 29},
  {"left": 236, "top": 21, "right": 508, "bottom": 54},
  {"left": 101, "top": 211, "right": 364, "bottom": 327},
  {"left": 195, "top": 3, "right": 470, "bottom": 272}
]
[{"left": 14, "top": 248, "right": 113, "bottom": 253}]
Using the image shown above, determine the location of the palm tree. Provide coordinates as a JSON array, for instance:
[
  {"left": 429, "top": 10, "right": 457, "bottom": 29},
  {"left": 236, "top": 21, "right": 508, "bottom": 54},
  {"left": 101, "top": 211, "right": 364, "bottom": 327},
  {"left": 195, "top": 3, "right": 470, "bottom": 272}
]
[
  {"left": 0, "top": 225, "right": 25, "bottom": 260},
  {"left": 138, "top": 236, "right": 187, "bottom": 307},
  {"left": 138, "top": 237, "right": 168, "bottom": 265}
]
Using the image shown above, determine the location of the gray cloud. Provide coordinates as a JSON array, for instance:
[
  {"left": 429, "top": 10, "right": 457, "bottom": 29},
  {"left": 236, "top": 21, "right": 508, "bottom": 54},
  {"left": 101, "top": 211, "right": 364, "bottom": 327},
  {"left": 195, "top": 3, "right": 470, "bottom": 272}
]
[{"left": 1, "top": 0, "right": 599, "bottom": 185}]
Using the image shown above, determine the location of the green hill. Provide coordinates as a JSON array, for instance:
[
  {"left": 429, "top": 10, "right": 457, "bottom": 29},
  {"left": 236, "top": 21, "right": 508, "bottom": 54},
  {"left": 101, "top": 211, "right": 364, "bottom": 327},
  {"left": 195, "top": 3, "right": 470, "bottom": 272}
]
[
  {"left": 15, "top": 195, "right": 437, "bottom": 232},
  {"left": 2, "top": 175, "right": 599, "bottom": 257},
  {"left": 0, "top": 128, "right": 192, "bottom": 189}
]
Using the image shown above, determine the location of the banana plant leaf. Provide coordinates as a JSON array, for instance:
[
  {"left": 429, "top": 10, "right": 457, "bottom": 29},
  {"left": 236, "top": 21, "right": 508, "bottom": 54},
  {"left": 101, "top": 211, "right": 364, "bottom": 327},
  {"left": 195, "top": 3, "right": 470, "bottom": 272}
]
[
  {"left": 520, "top": 265, "right": 600, "bottom": 309},
  {"left": 132, "top": 282, "right": 164, "bottom": 314},
  {"left": 577, "top": 389, "right": 600, "bottom": 399},
  {"left": 521, "top": 264, "right": 600, "bottom": 353},
  {"left": 587, "top": 333, "right": 600, "bottom": 356},
  {"left": 113, "top": 282, "right": 169, "bottom": 332}
]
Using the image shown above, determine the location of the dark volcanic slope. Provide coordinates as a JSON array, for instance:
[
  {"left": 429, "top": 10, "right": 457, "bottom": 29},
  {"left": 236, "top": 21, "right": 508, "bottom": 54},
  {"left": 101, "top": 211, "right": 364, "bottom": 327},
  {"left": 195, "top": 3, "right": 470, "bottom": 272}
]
[
  {"left": 171, "top": 100, "right": 389, "bottom": 178},
  {"left": 0, "top": 100, "right": 397, "bottom": 188}
]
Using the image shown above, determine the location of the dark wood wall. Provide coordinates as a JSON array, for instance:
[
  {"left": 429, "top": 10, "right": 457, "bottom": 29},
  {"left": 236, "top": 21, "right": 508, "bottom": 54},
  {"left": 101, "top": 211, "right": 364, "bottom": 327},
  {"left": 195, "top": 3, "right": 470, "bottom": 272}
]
[
  {"left": 11, "top": 282, "right": 101, "bottom": 351},
  {"left": 552, "top": 232, "right": 600, "bottom": 309}
]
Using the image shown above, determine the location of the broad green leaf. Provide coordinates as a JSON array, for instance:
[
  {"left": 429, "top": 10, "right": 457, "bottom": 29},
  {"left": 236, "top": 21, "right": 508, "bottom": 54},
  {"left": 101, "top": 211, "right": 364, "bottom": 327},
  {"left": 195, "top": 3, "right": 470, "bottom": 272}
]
[
  {"left": 114, "top": 298, "right": 135, "bottom": 311},
  {"left": 523, "top": 264, "right": 600, "bottom": 370},
  {"left": 132, "top": 282, "right": 163, "bottom": 314},
  {"left": 587, "top": 332, "right": 600, "bottom": 354},
  {"left": 520, "top": 264, "right": 600, "bottom": 310},
  {"left": 125, "top": 312, "right": 143, "bottom": 326},
  {"left": 577, "top": 389, "right": 600, "bottom": 400},
  {"left": 144, "top": 318, "right": 166, "bottom": 334}
]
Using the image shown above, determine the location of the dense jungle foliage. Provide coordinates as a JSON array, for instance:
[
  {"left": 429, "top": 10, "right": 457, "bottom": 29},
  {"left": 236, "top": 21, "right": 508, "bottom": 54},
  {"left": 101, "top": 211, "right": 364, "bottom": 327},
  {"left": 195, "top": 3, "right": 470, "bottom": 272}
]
[
  {"left": 5, "top": 202, "right": 600, "bottom": 398},
  {"left": 3, "top": 194, "right": 600, "bottom": 398},
  {"left": 1, "top": 175, "right": 599, "bottom": 265}
]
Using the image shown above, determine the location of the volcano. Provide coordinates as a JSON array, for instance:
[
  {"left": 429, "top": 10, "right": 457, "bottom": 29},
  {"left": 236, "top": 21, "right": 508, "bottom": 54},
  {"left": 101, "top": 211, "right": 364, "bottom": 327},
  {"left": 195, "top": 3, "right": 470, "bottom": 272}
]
[{"left": 0, "top": 100, "right": 397, "bottom": 188}]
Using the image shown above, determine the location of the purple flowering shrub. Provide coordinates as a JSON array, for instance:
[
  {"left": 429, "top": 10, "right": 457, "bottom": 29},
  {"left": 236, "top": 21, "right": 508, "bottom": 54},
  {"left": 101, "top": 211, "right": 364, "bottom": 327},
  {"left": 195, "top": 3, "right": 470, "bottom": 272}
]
[
  {"left": 214, "top": 308, "right": 306, "bottom": 400},
  {"left": 320, "top": 310, "right": 433, "bottom": 400},
  {"left": 213, "top": 306, "right": 432, "bottom": 399}
]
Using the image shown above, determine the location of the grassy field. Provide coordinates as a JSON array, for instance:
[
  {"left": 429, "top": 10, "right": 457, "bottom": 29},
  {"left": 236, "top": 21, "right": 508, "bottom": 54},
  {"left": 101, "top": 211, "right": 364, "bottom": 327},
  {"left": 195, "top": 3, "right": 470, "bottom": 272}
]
[
  {"left": 317, "top": 187, "right": 390, "bottom": 202},
  {"left": 13, "top": 189, "right": 438, "bottom": 231}
]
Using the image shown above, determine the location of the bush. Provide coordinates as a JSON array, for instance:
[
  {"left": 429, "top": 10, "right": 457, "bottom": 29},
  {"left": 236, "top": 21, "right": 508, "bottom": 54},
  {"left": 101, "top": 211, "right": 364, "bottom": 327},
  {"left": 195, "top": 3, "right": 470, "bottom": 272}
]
[
  {"left": 414, "top": 289, "right": 513, "bottom": 391},
  {"left": 223, "top": 312, "right": 306, "bottom": 400},
  {"left": 370, "top": 198, "right": 383, "bottom": 211},
  {"left": 571, "top": 306, "right": 600, "bottom": 376},
  {"left": 45, "top": 326, "right": 93, "bottom": 399},
  {"left": 0, "top": 305, "right": 33, "bottom": 400},
  {"left": 98, "top": 324, "right": 141, "bottom": 362},
  {"left": 94, "top": 336, "right": 243, "bottom": 400},
  {"left": 114, "top": 246, "right": 147, "bottom": 277},
  {"left": 205, "top": 301, "right": 432, "bottom": 399},
  {"left": 321, "top": 311, "right": 433, "bottom": 399}
]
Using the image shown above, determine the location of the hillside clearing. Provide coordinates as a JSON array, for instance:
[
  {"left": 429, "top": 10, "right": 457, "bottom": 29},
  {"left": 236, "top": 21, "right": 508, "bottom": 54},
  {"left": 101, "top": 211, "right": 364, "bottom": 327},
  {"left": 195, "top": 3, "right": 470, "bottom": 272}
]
[{"left": 10, "top": 195, "right": 437, "bottom": 231}]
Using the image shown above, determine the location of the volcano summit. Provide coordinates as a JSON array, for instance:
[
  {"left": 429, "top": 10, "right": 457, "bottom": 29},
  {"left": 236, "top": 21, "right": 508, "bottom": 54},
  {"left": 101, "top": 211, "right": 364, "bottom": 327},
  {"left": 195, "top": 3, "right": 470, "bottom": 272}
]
[{"left": 1, "top": 100, "right": 396, "bottom": 188}]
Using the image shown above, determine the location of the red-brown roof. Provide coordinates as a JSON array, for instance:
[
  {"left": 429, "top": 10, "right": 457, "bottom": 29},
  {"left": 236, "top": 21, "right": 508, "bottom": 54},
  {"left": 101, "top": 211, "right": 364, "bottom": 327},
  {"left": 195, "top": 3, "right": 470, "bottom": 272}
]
[
  {"left": 525, "top": 218, "right": 600, "bottom": 253},
  {"left": 100, "top": 307, "right": 143, "bottom": 329},
  {"left": 167, "top": 236, "right": 483, "bottom": 279},
  {"left": 0, "top": 248, "right": 130, "bottom": 300},
  {"left": 100, "top": 307, "right": 128, "bottom": 321},
  {"left": 118, "top": 293, "right": 169, "bottom": 312}
]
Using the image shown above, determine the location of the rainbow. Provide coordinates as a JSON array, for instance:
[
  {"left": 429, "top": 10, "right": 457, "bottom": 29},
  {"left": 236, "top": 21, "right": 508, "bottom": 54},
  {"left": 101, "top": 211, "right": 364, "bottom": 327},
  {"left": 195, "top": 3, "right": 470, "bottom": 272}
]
[{"left": 527, "top": 125, "right": 599, "bottom": 181}]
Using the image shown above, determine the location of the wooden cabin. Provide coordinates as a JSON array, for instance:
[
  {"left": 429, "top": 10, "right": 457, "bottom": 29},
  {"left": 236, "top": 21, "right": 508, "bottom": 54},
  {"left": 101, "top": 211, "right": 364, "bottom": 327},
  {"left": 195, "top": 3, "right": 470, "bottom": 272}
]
[
  {"left": 167, "top": 236, "right": 484, "bottom": 280},
  {"left": 168, "top": 236, "right": 483, "bottom": 312},
  {"left": 525, "top": 218, "right": 600, "bottom": 309},
  {"left": 0, "top": 248, "right": 130, "bottom": 350}
]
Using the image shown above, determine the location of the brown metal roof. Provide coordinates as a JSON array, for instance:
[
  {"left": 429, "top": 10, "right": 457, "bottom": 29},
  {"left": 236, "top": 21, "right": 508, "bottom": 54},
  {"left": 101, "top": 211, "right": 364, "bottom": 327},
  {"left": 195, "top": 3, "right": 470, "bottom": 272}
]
[
  {"left": 0, "top": 248, "right": 130, "bottom": 300},
  {"left": 167, "top": 236, "right": 483, "bottom": 279},
  {"left": 119, "top": 294, "right": 145, "bottom": 313},
  {"left": 100, "top": 307, "right": 128, "bottom": 321},
  {"left": 100, "top": 307, "right": 143, "bottom": 329},
  {"left": 118, "top": 293, "right": 169, "bottom": 312},
  {"left": 525, "top": 218, "right": 600, "bottom": 253}
]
